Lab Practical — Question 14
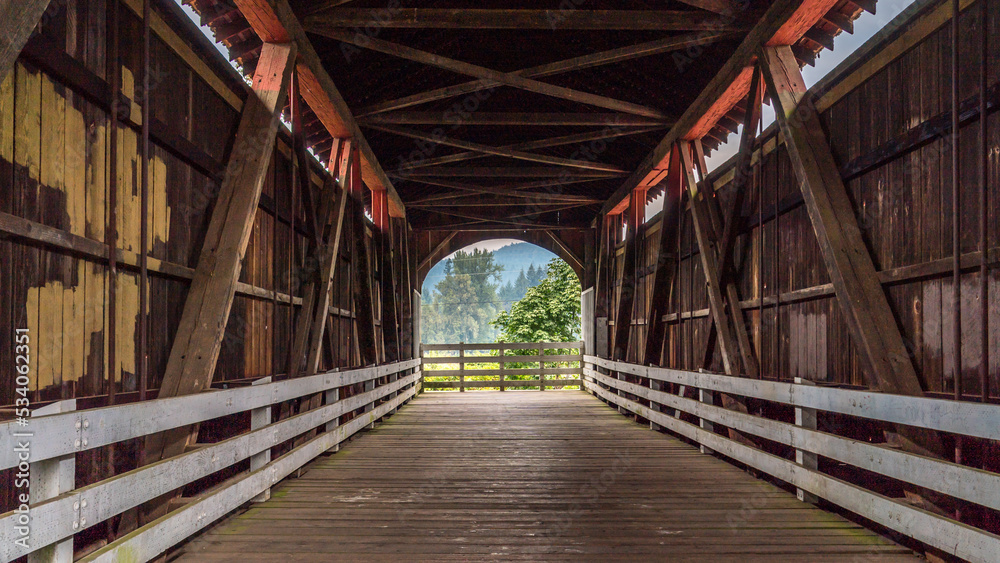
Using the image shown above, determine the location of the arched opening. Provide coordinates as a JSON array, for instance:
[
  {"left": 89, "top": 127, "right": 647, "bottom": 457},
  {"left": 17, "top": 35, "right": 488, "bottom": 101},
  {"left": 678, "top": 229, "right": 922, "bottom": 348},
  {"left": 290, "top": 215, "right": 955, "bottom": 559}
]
[{"left": 417, "top": 239, "right": 584, "bottom": 392}]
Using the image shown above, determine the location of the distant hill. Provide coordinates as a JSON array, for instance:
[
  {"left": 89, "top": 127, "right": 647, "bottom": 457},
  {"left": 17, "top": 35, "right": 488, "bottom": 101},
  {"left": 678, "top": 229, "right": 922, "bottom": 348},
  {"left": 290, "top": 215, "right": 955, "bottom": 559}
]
[{"left": 421, "top": 242, "right": 558, "bottom": 294}]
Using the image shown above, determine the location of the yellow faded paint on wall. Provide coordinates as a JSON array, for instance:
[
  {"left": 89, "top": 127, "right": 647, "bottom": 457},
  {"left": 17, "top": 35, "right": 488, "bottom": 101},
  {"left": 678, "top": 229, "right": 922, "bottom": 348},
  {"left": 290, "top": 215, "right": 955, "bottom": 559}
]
[
  {"left": 0, "top": 70, "right": 13, "bottom": 163},
  {"left": 16, "top": 68, "right": 171, "bottom": 391},
  {"left": 40, "top": 75, "right": 67, "bottom": 192},
  {"left": 86, "top": 119, "right": 107, "bottom": 242},
  {"left": 27, "top": 262, "right": 114, "bottom": 390},
  {"left": 14, "top": 63, "right": 41, "bottom": 181}
]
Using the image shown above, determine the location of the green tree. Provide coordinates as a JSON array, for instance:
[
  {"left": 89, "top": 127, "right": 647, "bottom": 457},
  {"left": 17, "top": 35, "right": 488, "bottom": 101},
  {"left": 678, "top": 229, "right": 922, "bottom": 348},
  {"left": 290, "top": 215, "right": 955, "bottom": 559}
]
[
  {"left": 492, "top": 259, "right": 581, "bottom": 343},
  {"left": 421, "top": 249, "right": 503, "bottom": 343}
]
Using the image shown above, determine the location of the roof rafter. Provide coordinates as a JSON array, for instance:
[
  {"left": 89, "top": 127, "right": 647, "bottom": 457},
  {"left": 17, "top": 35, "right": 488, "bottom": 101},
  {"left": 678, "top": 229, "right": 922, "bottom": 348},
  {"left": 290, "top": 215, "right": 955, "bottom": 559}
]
[
  {"left": 402, "top": 126, "right": 667, "bottom": 170},
  {"left": 309, "top": 29, "right": 671, "bottom": 119},
  {"left": 360, "top": 112, "right": 669, "bottom": 127},
  {"left": 399, "top": 178, "right": 609, "bottom": 202},
  {"left": 366, "top": 124, "right": 626, "bottom": 173},
  {"left": 305, "top": 9, "right": 741, "bottom": 31},
  {"left": 599, "top": 0, "right": 844, "bottom": 216},
  {"left": 358, "top": 32, "right": 732, "bottom": 116},
  {"left": 391, "top": 167, "right": 625, "bottom": 179}
]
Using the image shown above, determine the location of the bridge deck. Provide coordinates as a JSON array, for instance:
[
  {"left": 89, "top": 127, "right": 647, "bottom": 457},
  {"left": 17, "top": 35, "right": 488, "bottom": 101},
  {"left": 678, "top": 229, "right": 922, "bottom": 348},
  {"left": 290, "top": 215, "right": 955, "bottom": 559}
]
[{"left": 173, "top": 391, "right": 918, "bottom": 562}]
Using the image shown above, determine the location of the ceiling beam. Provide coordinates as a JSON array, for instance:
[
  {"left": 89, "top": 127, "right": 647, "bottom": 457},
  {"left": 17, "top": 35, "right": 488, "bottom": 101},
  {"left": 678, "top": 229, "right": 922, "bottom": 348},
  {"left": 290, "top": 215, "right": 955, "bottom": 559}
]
[
  {"left": 367, "top": 124, "right": 626, "bottom": 173},
  {"left": 399, "top": 178, "right": 609, "bottom": 201},
  {"left": 598, "top": 0, "right": 843, "bottom": 216},
  {"left": 416, "top": 206, "right": 592, "bottom": 228},
  {"left": 675, "top": 0, "right": 740, "bottom": 14},
  {"left": 545, "top": 230, "right": 584, "bottom": 273},
  {"left": 310, "top": 29, "right": 670, "bottom": 119},
  {"left": 409, "top": 198, "right": 598, "bottom": 208},
  {"left": 360, "top": 112, "right": 669, "bottom": 127},
  {"left": 306, "top": 9, "right": 739, "bottom": 31},
  {"left": 403, "top": 126, "right": 667, "bottom": 170},
  {"left": 392, "top": 167, "right": 625, "bottom": 178},
  {"left": 359, "top": 32, "right": 732, "bottom": 116},
  {"left": 230, "top": 0, "right": 406, "bottom": 216}
]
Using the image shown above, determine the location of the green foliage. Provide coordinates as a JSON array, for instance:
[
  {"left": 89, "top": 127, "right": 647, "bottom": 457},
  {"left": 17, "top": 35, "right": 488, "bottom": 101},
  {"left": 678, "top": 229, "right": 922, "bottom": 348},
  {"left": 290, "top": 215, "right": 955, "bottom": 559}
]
[{"left": 492, "top": 259, "right": 581, "bottom": 344}]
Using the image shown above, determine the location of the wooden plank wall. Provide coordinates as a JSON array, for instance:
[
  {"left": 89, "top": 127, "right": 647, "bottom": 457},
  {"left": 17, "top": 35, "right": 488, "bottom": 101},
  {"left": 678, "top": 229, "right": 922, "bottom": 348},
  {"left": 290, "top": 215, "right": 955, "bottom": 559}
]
[
  {"left": 615, "top": 0, "right": 998, "bottom": 399},
  {"left": 0, "top": 0, "right": 413, "bottom": 520}
]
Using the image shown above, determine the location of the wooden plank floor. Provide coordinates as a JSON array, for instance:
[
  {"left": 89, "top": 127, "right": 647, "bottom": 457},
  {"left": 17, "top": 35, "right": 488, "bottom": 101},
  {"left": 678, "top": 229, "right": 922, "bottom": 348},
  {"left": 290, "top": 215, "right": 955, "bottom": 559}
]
[{"left": 173, "top": 391, "right": 920, "bottom": 562}]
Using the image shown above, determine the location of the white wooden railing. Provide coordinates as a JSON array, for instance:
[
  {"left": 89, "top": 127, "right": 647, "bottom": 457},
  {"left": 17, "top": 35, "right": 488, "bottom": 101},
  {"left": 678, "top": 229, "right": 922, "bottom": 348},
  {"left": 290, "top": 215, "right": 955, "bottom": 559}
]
[
  {"left": 582, "top": 355, "right": 1000, "bottom": 563},
  {"left": 420, "top": 342, "right": 583, "bottom": 391},
  {"left": 0, "top": 358, "right": 421, "bottom": 563}
]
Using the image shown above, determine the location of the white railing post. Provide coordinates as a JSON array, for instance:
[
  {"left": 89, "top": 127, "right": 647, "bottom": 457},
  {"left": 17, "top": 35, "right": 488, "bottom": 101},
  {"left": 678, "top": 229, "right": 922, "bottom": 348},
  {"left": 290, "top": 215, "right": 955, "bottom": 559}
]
[
  {"left": 325, "top": 369, "right": 341, "bottom": 453},
  {"left": 250, "top": 377, "right": 272, "bottom": 502},
  {"left": 698, "top": 387, "right": 714, "bottom": 456},
  {"left": 388, "top": 366, "right": 399, "bottom": 415},
  {"left": 794, "top": 377, "right": 819, "bottom": 504},
  {"left": 649, "top": 365, "right": 663, "bottom": 431},
  {"left": 537, "top": 342, "right": 545, "bottom": 391},
  {"left": 28, "top": 399, "right": 77, "bottom": 563},
  {"left": 419, "top": 344, "right": 425, "bottom": 393},
  {"left": 459, "top": 343, "right": 465, "bottom": 393},
  {"left": 498, "top": 344, "right": 505, "bottom": 392},
  {"left": 364, "top": 372, "right": 376, "bottom": 429}
]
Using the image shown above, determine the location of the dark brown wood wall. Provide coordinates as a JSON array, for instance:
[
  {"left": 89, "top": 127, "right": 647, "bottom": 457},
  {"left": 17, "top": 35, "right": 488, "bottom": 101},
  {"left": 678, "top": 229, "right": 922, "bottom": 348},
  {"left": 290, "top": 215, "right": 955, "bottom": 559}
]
[
  {"left": 610, "top": 0, "right": 998, "bottom": 399},
  {"left": 0, "top": 0, "right": 400, "bottom": 404}
]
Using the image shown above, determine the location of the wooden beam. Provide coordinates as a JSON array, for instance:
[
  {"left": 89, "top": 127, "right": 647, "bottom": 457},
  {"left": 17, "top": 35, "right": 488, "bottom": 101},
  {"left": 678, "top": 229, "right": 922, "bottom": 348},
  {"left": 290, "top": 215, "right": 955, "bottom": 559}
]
[
  {"left": 715, "top": 67, "right": 764, "bottom": 281},
  {"left": 141, "top": 40, "right": 295, "bottom": 505},
  {"left": 380, "top": 225, "right": 401, "bottom": 364},
  {"left": 409, "top": 198, "right": 598, "bottom": 208},
  {"left": 359, "top": 33, "right": 731, "bottom": 116},
  {"left": 759, "top": 45, "right": 947, "bottom": 461},
  {"left": 599, "top": 0, "right": 829, "bottom": 217},
  {"left": 612, "top": 194, "right": 643, "bottom": 361},
  {"left": 306, "top": 9, "right": 738, "bottom": 31},
  {"left": 422, "top": 204, "right": 589, "bottom": 227},
  {"left": 641, "top": 146, "right": 683, "bottom": 366},
  {"left": 314, "top": 30, "right": 670, "bottom": 120},
  {"left": 304, "top": 149, "right": 351, "bottom": 376},
  {"left": 545, "top": 230, "right": 584, "bottom": 273},
  {"left": 403, "top": 126, "right": 667, "bottom": 171},
  {"left": 369, "top": 124, "right": 626, "bottom": 173},
  {"left": 416, "top": 222, "right": 590, "bottom": 232},
  {"left": 417, "top": 232, "right": 457, "bottom": 273},
  {"left": 0, "top": 0, "right": 53, "bottom": 85},
  {"left": 399, "top": 177, "right": 608, "bottom": 200},
  {"left": 231, "top": 0, "right": 405, "bottom": 216},
  {"left": 674, "top": 0, "right": 739, "bottom": 14},
  {"left": 680, "top": 143, "right": 748, "bottom": 377},
  {"left": 351, "top": 198, "right": 378, "bottom": 365},
  {"left": 361, "top": 112, "right": 668, "bottom": 127},
  {"left": 393, "top": 167, "right": 624, "bottom": 178}
]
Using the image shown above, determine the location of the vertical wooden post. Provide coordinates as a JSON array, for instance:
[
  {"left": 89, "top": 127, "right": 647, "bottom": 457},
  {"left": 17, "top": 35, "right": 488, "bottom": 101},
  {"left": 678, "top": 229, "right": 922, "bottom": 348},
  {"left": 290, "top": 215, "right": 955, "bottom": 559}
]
[
  {"left": 794, "top": 377, "right": 818, "bottom": 504},
  {"left": 250, "top": 377, "right": 272, "bottom": 503},
  {"left": 538, "top": 342, "right": 545, "bottom": 391},
  {"left": 325, "top": 371, "right": 341, "bottom": 453},
  {"left": 650, "top": 373, "right": 664, "bottom": 432},
  {"left": 459, "top": 344, "right": 465, "bottom": 392},
  {"left": 498, "top": 343, "right": 506, "bottom": 392},
  {"left": 28, "top": 400, "right": 76, "bottom": 563},
  {"left": 419, "top": 343, "right": 425, "bottom": 392},
  {"left": 697, "top": 388, "right": 714, "bottom": 455}
]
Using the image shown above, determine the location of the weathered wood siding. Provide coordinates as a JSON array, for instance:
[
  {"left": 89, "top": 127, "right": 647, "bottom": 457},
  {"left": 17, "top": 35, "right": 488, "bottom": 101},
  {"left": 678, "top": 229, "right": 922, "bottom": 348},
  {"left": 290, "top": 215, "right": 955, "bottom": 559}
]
[{"left": 618, "top": 0, "right": 997, "bottom": 399}]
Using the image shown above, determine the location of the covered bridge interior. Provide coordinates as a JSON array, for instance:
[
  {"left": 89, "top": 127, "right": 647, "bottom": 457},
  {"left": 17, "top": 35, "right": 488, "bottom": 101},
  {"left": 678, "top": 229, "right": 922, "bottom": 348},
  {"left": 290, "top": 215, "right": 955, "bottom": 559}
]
[{"left": 1, "top": 0, "right": 999, "bottom": 561}]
